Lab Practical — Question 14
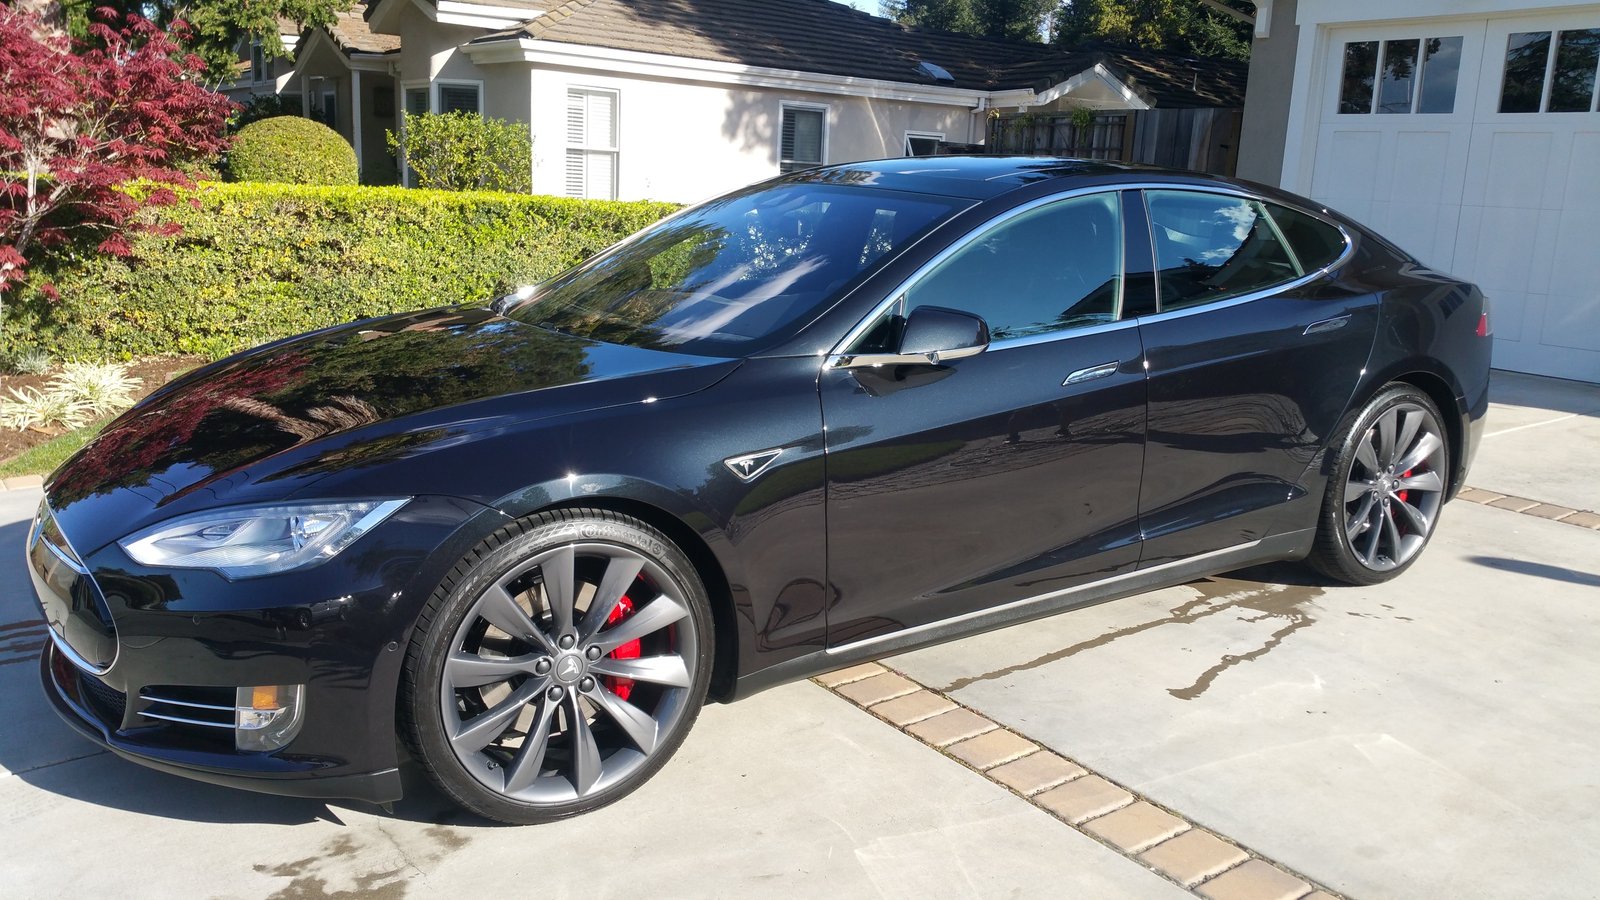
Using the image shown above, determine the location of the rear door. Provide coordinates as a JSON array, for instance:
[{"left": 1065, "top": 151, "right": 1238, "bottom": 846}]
[
  {"left": 1134, "top": 188, "right": 1378, "bottom": 565},
  {"left": 821, "top": 190, "right": 1147, "bottom": 646}
]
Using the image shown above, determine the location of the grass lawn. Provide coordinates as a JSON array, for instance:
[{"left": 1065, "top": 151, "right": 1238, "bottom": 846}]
[{"left": 0, "top": 420, "right": 106, "bottom": 479}]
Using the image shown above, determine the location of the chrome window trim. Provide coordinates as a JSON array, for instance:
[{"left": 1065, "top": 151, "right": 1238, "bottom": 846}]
[
  {"left": 825, "top": 185, "right": 1133, "bottom": 364},
  {"left": 824, "top": 182, "right": 1355, "bottom": 364},
  {"left": 1138, "top": 185, "right": 1355, "bottom": 324}
]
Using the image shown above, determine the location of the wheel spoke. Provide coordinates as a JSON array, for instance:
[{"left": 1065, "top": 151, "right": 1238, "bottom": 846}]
[
  {"left": 452, "top": 677, "right": 546, "bottom": 753},
  {"left": 1376, "top": 409, "right": 1398, "bottom": 467},
  {"left": 478, "top": 583, "right": 552, "bottom": 653},
  {"left": 1346, "top": 493, "right": 1376, "bottom": 541},
  {"left": 1361, "top": 502, "right": 1384, "bottom": 565},
  {"left": 1390, "top": 495, "right": 1430, "bottom": 534},
  {"left": 591, "top": 594, "right": 688, "bottom": 653},
  {"left": 1381, "top": 503, "right": 1403, "bottom": 562},
  {"left": 501, "top": 695, "right": 560, "bottom": 794},
  {"left": 1394, "top": 431, "right": 1443, "bottom": 475},
  {"left": 584, "top": 683, "right": 659, "bottom": 753},
  {"left": 542, "top": 545, "right": 577, "bottom": 638},
  {"left": 1394, "top": 408, "right": 1423, "bottom": 462},
  {"left": 1355, "top": 430, "right": 1381, "bottom": 474},
  {"left": 567, "top": 693, "right": 603, "bottom": 796},
  {"left": 447, "top": 652, "right": 541, "bottom": 689},
  {"left": 578, "top": 554, "right": 645, "bottom": 644},
  {"left": 1345, "top": 478, "right": 1375, "bottom": 502},
  {"left": 589, "top": 654, "right": 691, "bottom": 688},
  {"left": 1397, "top": 470, "right": 1444, "bottom": 493}
]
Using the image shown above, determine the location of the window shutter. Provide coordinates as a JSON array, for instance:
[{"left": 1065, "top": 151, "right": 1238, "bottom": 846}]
[
  {"left": 566, "top": 150, "right": 586, "bottom": 197},
  {"left": 566, "top": 89, "right": 618, "bottom": 199},
  {"left": 439, "top": 84, "right": 480, "bottom": 115},
  {"left": 585, "top": 149, "right": 615, "bottom": 200},
  {"left": 567, "top": 89, "right": 587, "bottom": 145},
  {"left": 780, "top": 107, "right": 824, "bottom": 173}
]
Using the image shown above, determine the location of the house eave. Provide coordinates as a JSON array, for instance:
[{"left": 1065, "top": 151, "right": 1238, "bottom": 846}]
[{"left": 462, "top": 37, "right": 996, "bottom": 106}]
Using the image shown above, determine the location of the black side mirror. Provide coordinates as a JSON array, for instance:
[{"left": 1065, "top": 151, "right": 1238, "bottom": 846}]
[
  {"left": 898, "top": 306, "right": 990, "bottom": 359},
  {"left": 837, "top": 305, "right": 990, "bottom": 369}
]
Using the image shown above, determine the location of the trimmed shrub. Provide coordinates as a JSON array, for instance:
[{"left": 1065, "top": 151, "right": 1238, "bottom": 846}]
[
  {"left": 390, "top": 111, "right": 533, "bottom": 193},
  {"left": 3, "top": 182, "right": 676, "bottom": 360},
  {"left": 229, "top": 116, "right": 359, "bottom": 186}
]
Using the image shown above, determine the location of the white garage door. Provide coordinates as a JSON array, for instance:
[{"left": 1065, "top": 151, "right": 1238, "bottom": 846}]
[{"left": 1309, "top": 11, "right": 1600, "bottom": 383}]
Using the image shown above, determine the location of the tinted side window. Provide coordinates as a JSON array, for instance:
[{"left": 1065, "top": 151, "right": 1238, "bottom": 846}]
[
  {"left": 901, "top": 193, "right": 1123, "bottom": 341},
  {"left": 1265, "top": 203, "right": 1348, "bottom": 272},
  {"left": 1146, "top": 191, "right": 1299, "bottom": 312}
]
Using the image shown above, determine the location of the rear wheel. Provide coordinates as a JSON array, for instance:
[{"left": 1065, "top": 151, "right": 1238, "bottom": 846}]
[
  {"left": 1309, "top": 385, "right": 1450, "bottom": 585},
  {"left": 402, "top": 509, "right": 712, "bottom": 824}
]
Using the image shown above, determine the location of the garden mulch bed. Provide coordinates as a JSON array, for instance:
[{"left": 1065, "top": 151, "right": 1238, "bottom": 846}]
[{"left": 0, "top": 356, "right": 205, "bottom": 464}]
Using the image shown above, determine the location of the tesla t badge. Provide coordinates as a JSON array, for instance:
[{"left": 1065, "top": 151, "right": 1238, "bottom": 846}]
[{"left": 724, "top": 448, "right": 783, "bottom": 482}]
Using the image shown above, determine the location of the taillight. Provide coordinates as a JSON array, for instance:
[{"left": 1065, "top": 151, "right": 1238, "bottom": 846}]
[{"left": 1476, "top": 296, "right": 1492, "bottom": 337}]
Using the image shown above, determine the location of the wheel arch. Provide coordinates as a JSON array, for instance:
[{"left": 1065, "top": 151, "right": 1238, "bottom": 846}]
[{"left": 1359, "top": 361, "right": 1468, "bottom": 500}]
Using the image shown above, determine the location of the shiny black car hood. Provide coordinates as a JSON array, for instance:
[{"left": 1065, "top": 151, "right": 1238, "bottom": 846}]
[{"left": 47, "top": 306, "right": 739, "bottom": 553}]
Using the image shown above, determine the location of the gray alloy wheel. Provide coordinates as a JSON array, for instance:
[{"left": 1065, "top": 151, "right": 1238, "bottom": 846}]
[
  {"left": 1310, "top": 385, "right": 1451, "bottom": 585},
  {"left": 403, "top": 510, "right": 712, "bottom": 824}
]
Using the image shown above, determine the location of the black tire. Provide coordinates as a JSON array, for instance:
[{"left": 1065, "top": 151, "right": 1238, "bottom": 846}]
[
  {"left": 400, "top": 508, "right": 713, "bottom": 824},
  {"left": 1308, "top": 384, "right": 1451, "bottom": 586}
]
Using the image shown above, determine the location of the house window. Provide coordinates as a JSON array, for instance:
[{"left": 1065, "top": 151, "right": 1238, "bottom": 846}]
[
  {"left": 250, "top": 42, "right": 269, "bottom": 83},
  {"left": 904, "top": 131, "right": 944, "bottom": 157},
  {"left": 1340, "top": 36, "right": 1464, "bottom": 114},
  {"left": 566, "top": 88, "right": 618, "bottom": 200},
  {"left": 319, "top": 91, "right": 338, "bottom": 130},
  {"left": 779, "top": 104, "right": 827, "bottom": 173},
  {"left": 437, "top": 82, "right": 483, "bottom": 115},
  {"left": 404, "top": 87, "right": 429, "bottom": 116},
  {"left": 1500, "top": 29, "right": 1600, "bottom": 114}
]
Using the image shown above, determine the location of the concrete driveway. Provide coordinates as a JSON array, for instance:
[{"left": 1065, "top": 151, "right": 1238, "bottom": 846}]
[{"left": 2, "top": 371, "right": 1595, "bottom": 899}]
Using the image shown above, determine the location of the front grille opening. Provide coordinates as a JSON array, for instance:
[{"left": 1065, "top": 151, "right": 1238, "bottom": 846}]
[
  {"left": 78, "top": 671, "right": 127, "bottom": 724},
  {"left": 138, "top": 685, "right": 236, "bottom": 729}
]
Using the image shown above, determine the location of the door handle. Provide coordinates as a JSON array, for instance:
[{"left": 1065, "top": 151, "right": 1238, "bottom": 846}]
[
  {"left": 1303, "top": 314, "right": 1351, "bottom": 335},
  {"left": 1063, "top": 361, "right": 1120, "bottom": 386}
]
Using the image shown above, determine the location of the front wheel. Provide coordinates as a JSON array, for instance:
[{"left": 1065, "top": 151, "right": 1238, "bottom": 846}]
[
  {"left": 401, "top": 509, "right": 713, "bottom": 824},
  {"left": 1308, "top": 385, "right": 1451, "bottom": 585}
]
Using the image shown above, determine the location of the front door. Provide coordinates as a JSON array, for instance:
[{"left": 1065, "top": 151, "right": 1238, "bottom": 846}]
[{"left": 821, "top": 190, "right": 1147, "bottom": 646}]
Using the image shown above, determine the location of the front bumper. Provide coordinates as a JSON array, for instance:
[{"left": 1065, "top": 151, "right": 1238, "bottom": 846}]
[
  {"left": 41, "top": 640, "right": 402, "bottom": 803},
  {"left": 26, "top": 493, "right": 502, "bottom": 806}
]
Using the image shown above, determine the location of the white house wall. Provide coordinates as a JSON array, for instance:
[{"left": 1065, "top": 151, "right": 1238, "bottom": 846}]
[{"left": 527, "top": 66, "right": 978, "bottom": 203}]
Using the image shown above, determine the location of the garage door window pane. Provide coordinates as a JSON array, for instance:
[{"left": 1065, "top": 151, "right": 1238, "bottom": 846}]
[
  {"left": 1340, "top": 41, "right": 1379, "bottom": 114},
  {"left": 1378, "top": 39, "right": 1421, "bottom": 113},
  {"left": 902, "top": 193, "right": 1123, "bottom": 340},
  {"left": 1550, "top": 29, "right": 1600, "bottom": 112},
  {"left": 1501, "top": 32, "right": 1552, "bottom": 113},
  {"left": 1265, "top": 204, "right": 1347, "bottom": 272},
  {"left": 1147, "top": 191, "right": 1299, "bottom": 312},
  {"left": 1418, "top": 37, "right": 1464, "bottom": 113}
]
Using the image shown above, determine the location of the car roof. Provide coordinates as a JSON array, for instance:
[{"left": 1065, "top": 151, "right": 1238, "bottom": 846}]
[{"left": 782, "top": 155, "right": 1242, "bottom": 201}]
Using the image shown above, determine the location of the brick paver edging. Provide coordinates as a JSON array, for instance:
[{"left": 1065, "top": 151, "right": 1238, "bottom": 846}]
[
  {"left": 1455, "top": 487, "right": 1600, "bottom": 529},
  {"left": 816, "top": 663, "right": 1344, "bottom": 900}
]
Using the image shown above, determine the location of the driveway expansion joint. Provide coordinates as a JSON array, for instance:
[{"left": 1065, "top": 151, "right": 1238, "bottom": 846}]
[
  {"left": 816, "top": 661, "right": 1342, "bottom": 900},
  {"left": 1457, "top": 486, "right": 1600, "bottom": 529}
]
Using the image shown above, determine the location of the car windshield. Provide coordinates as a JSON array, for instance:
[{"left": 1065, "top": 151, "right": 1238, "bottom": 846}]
[{"left": 502, "top": 183, "right": 966, "bottom": 356}]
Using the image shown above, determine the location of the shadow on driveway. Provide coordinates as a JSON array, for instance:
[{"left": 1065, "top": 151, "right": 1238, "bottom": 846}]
[{"left": 1468, "top": 555, "right": 1600, "bottom": 589}]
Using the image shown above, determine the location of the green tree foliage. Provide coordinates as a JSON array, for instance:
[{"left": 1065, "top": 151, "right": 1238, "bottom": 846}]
[
  {"left": 388, "top": 112, "right": 533, "bottom": 193},
  {"left": 1, "top": 182, "right": 677, "bottom": 360},
  {"left": 58, "top": 0, "right": 353, "bottom": 83},
  {"left": 228, "top": 116, "right": 358, "bottom": 185},
  {"left": 1052, "top": 0, "right": 1252, "bottom": 61},
  {"left": 884, "top": 0, "right": 1052, "bottom": 42}
]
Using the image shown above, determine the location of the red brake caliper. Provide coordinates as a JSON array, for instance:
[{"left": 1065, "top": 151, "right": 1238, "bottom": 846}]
[{"left": 603, "top": 597, "right": 641, "bottom": 701}]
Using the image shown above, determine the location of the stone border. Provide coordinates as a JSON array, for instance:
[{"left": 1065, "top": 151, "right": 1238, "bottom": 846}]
[
  {"left": 1455, "top": 487, "right": 1600, "bottom": 529},
  {"left": 0, "top": 475, "right": 43, "bottom": 493},
  {"left": 816, "top": 663, "right": 1343, "bottom": 900}
]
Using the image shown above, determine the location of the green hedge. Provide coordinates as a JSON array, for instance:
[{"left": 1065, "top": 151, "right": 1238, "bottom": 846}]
[
  {"left": 229, "top": 116, "right": 359, "bottom": 186},
  {"left": 6, "top": 183, "right": 677, "bottom": 360}
]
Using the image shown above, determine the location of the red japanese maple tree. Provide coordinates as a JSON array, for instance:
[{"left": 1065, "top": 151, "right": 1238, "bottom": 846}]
[{"left": 0, "top": 5, "right": 233, "bottom": 293}]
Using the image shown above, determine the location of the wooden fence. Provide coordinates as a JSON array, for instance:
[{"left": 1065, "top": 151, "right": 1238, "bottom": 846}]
[{"left": 984, "top": 107, "right": 1244, "bottom": 177}]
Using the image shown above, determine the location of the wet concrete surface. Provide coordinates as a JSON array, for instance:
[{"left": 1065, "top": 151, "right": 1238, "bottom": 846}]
[{"left": 891, "top": 500, "right": 1600, "bottom": 900}]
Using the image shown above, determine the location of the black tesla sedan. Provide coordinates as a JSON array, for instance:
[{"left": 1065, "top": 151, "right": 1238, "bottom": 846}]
[{"left": 28, "top": 157, "right": 1490, "bottom": 824}]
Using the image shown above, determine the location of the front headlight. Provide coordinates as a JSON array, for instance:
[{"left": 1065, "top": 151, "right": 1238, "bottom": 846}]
[{"left": 119, "top": 499, "right": 409, "bottom": 579}]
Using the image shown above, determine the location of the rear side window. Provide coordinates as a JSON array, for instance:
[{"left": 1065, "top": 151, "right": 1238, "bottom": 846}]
[
  {"left": 1145, "top": 190, "right": 1299, "bottom": 312},
  {"left": 1265, "top": 203, "right": 1348, "bottom": 272}
]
